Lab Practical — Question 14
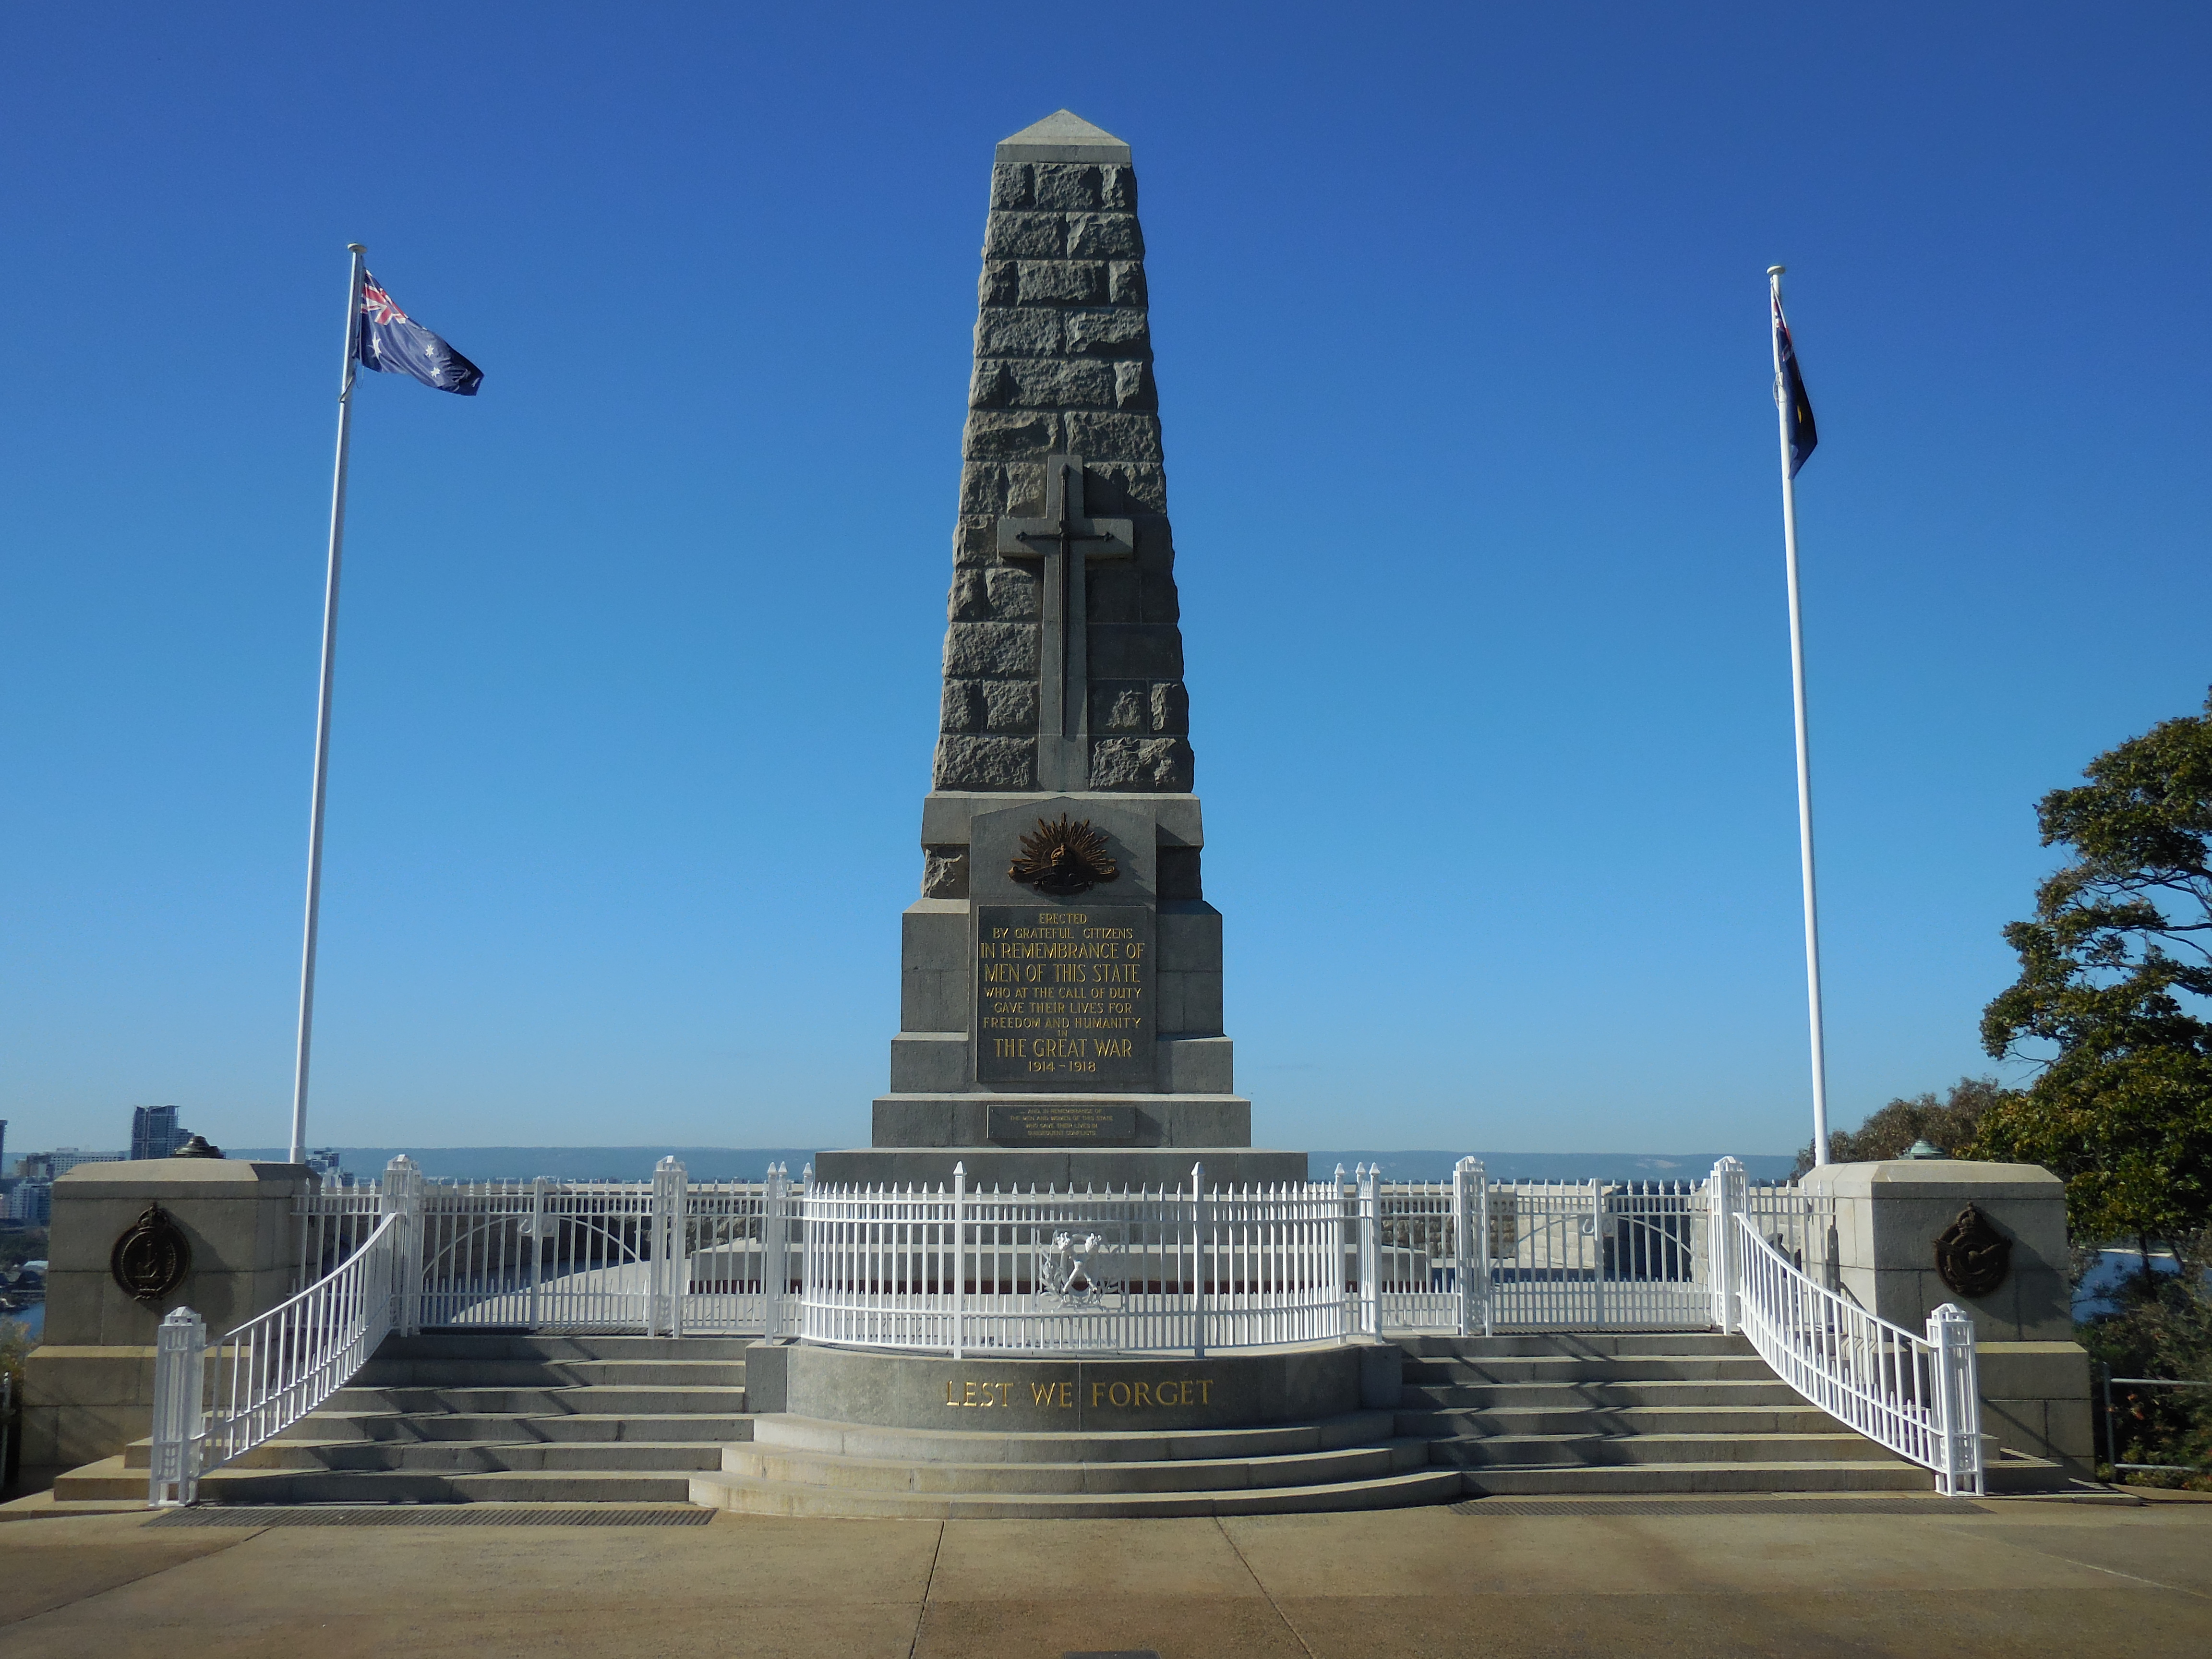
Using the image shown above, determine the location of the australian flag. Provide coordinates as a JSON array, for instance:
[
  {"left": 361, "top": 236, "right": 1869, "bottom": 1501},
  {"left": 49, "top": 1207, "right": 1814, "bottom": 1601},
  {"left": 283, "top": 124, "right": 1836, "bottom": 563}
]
[
  {"left": 356, "top": 273, "right": 483, "bottom": 395},
  {"left": 1773, "top": 291, "right": 1815, "bottom": 476}
]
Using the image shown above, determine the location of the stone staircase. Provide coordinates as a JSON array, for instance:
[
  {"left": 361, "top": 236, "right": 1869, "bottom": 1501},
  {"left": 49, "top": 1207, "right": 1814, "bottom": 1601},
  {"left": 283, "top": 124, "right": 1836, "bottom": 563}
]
[
  {"left": 1398, "top": 1332, "right": 2048, "bottom": 1494},
  {"left": 52, "top": 1328, "right": 2063, "bottom": 1509},
  {"left": 687, "top": 1410, "right": 1463, "bottom": 1518},
  {"left": 55, "top": 1334, "right": 750, "bottom": 1504}
]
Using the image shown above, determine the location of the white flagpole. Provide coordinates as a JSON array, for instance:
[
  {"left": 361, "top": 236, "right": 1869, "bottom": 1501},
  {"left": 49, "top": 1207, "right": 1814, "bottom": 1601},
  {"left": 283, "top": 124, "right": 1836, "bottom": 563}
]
[
  {"left": 289, "top": 243, "right": 367, "bottom": 1166},
  {"left": 1768, "top": 264, "right": 1831, "bottom": 1168}
]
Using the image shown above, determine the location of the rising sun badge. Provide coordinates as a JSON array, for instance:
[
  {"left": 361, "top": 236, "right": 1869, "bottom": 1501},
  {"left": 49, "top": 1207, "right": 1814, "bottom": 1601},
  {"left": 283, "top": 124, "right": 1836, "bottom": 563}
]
[{"left": 1010, "top": 815, "right": 1119, "bottom": 896}]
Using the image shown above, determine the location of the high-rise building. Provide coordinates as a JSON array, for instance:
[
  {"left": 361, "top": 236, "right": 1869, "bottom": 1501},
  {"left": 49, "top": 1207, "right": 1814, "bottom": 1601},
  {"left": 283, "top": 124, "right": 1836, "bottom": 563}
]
[
  {"left": 131, "top": 1104, "right": 185, "bottom": 1160},
  {"left": 47, "top": 1148, "right": 125, "bottom": 1177},
  {"left": 0, "top": 1118, "right": 8, "bottom": 1175},
  {"left": 6, "top": 1181, "right": 51, "bottom": 1225}
]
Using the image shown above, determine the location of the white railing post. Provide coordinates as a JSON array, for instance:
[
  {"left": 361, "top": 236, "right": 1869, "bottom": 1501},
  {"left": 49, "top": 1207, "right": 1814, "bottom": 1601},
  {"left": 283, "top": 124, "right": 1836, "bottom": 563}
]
[
  {"left": 650, "top": 1155, "right": 685, "bottom": 1337},
  {"left": 147, "top": 1305, "right": 206, "bottom": 1507},
  {"left": 1191, "top": 1160, "right": 1207, "bottom": 1359},
  {"left": 1708, "top": 1156, "right": 1744, "bottom": 1333},
  {"left": 950, "top": 1163, "right": 966, "bottom": 1361},
  {"left": 762, "top": 1163, "right": 787, "bottom": 1339},
  {"left": 1452, "top": 1156, "right": 1482, "bottom": 1338},
  {"left": 1357, "top": 1164, "right": 1380, "bottom": 1338},
  {"left": 1927, "top": 1303, "right": 1984, "bottom": 1497},
  {"left": 1589, "top": 1180, "right": 1608, "bottom": 1328},
  {"left": 527, "top": 1175, "right": 548, "bottom": 1330},
  {"left": 384, "top": 1154, "right": 424, "bottom": 1337}
]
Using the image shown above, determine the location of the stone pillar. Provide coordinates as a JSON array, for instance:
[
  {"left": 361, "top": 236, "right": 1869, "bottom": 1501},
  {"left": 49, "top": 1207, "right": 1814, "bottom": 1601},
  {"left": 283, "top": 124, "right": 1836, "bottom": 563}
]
[
  {"left": 1797, "top": 1159, "right": 2093, "bottom": 1474},
  {"left": 21, "top": 1157, "right": 315, "bottom": 1471}
]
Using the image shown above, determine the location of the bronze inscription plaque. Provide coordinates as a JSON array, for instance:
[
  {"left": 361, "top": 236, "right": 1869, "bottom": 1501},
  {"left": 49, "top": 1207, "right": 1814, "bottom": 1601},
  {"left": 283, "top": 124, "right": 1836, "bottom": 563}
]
[
  {"left": 987, "top": 1103, "right": 1139, "bottom": 1145},
  {"left": 974, "top": 904, "right": 1154, "bottom": 1089}
]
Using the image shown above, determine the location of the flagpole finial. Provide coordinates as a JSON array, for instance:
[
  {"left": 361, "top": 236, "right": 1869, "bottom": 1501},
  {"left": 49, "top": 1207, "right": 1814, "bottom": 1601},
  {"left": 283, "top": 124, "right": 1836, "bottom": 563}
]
[
  {"left": 347, "top": 242, "right": 367, "bottom": 254},
  {"left": 1767, "top": 264, "right": 1786, "bottom": 278}
]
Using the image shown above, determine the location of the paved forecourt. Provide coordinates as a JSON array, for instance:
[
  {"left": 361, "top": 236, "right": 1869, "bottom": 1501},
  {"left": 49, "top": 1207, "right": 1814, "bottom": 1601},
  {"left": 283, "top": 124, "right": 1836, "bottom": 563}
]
[{"left": 3, "top": 1496, "right": 2210, "bottom": 1658}]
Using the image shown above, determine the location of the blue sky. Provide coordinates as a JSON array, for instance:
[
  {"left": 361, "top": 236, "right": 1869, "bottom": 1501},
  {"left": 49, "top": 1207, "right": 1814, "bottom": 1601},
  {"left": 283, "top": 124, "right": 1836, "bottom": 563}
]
[{"left": 4, "top": 4, "right": 2208, "bottom": 1162}]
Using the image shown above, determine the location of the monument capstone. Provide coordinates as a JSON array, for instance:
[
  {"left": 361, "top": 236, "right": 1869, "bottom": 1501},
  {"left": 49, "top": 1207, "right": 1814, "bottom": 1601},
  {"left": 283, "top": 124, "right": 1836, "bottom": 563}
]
[{"left": 813, "top": 111, "right": 1301, "bottom": 1190}]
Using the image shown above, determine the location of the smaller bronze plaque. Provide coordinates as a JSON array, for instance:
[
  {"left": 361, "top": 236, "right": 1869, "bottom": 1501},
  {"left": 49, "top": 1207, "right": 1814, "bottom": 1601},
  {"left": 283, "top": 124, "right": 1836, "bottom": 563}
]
[
  {"left": 987, "top": 1104, "right": 1139, "bottom": 1146},
  {"left": 1933, "top": 1204, "right": 2011, "bottom": 1298},
  {"left": 110, "top": 1202, "right": 192, "bottom": 1302}
]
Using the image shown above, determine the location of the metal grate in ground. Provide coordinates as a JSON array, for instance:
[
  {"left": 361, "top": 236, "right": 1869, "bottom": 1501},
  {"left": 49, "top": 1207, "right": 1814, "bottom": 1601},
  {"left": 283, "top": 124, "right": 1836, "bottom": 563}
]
[
  {"left": 147, "top": 1505, "right": 714, "bottom": 1528},
  {"left": 1451, "top": 1497, "right": 1987, "bottom": 1517}
]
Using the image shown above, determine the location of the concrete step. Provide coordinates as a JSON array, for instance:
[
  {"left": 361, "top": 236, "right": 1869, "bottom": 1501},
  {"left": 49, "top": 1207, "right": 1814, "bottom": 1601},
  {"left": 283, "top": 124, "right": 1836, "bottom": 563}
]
[
  {"left": 1398, "top": 1404, "right": 1851, "bottom": 1438},
  {"left": 1400, "top": 1355, "right": 1779, "bottom": 1384},
  {"left": 1396, "top": 1333, "right": 1744, "bottom": 1358},
  {"left": 1456, "top": 1460, "right": 1932, "bottom": 1496},
  {"left": 1426, "top": 1431, "right": 1907, "bottom": 1468},
  {"left": 1402, "top": 1378, "right": 1806, "bottom": 1409},
  {"left": 119, "top": 1416, "right": 755, "bottom": 1468},
  {"left": 749, "top": 1411, "right": 1396, "bottom": 1466},
  {"left": 278, "top": 1411, "right": 757, "bottom": 1445},
  {"left": 192, "top": 1467, "right": 704, "bottom": 1504},
  {"left": 723, "top": 1438, "right": 1431, "bottom": 1496},
  {"left": 353, "top": 1358, "right": 745, "bottom": 1389},
  {"left": 325, "top": 1385, "right": 748, "bottom": 1416},
  {"left": 204, "top": 1438, "right": 731, "bottom": 1474},
  {"left": 380, "top": 1334, "right": 756, "bottom": 1361},
  {"left": 689, "top": 1464, "right": 1465, "bottom": 1518}
]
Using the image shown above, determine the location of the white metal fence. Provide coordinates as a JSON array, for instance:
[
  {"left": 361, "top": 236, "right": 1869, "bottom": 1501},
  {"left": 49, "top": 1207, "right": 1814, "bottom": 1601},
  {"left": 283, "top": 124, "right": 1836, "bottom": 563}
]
[
  {"left": 1711, "top": 1156, "right": 1983, "bottom": 1497},
  {"left": 142, "top": 1149, "right": 1983, "bottom": 1501}
]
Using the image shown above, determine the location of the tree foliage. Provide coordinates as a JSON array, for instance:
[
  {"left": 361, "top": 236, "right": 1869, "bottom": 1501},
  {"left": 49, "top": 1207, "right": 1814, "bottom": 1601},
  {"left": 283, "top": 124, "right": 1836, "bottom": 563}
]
[
  {"left": 1977, "top": 692, "right": 2212, "bottom": 1244},
  {"left": 1791, "top": 1077, "right": 2009, "bottom": 1178}
]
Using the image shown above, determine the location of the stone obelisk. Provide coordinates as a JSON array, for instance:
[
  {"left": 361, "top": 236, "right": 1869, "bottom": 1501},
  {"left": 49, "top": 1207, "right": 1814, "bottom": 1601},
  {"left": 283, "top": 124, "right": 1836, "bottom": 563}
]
[{"left": 814, "top": 112, "right": 1300, "bottom": 1190}]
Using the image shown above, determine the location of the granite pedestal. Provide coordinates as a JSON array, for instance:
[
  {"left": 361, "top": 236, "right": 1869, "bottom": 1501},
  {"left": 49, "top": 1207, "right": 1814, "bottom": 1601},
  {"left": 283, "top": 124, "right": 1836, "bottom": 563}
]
[
  {"left": 22, "top": 1157, "right": 315, "bottom": 1469},
  {"left": 1798, "top": 1158, "right": 2094, "bottom": 1473}
]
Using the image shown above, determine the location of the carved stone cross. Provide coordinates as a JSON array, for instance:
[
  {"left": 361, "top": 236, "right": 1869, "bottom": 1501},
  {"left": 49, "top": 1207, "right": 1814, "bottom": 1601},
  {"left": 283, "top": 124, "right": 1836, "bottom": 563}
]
[{"left": 997, "top": 454, "right": 1133, "bottom": 790}]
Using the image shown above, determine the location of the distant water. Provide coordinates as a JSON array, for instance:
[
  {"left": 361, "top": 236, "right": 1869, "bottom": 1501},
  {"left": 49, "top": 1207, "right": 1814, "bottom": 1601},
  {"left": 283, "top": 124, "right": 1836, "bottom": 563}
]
[
  {"left": 3, "top": 1302, "right": 41, "bottom": 1340},
  {"left": 230, "top": 1146, "right": 1797, "bottom": 1185}
]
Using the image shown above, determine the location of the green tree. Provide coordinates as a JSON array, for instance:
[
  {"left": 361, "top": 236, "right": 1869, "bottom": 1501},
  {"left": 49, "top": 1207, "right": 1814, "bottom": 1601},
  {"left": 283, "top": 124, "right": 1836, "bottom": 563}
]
[
  {"left": 1976, "top": 691, "right": 2212, "bottom": 1253},
  {"left": 1791, "top": 1077, "right": 2011, "bottom": 1177}
]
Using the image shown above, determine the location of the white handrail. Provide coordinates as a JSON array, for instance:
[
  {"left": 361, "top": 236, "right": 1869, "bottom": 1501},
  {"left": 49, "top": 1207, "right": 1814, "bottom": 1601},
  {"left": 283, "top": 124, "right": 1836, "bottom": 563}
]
[
  {"left": 147, "top": 1211, "right": 400, "bottom": 1506},
  {"left": 1730, "top": 1210, "right": 1983, "bottom": 1496}
]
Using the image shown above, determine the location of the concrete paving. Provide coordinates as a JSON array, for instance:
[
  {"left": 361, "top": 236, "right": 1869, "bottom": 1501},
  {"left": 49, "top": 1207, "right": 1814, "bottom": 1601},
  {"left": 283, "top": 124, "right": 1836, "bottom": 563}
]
[{"left": 1, "top": 1495, "right": 2208, "bottom": 1657}]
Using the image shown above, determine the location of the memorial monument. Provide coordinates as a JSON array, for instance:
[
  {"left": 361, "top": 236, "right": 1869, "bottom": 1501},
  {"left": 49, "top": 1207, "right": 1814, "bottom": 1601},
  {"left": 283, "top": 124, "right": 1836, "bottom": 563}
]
[{"left": 815, "top": 111, "right": 1302, "bottom": 1191}]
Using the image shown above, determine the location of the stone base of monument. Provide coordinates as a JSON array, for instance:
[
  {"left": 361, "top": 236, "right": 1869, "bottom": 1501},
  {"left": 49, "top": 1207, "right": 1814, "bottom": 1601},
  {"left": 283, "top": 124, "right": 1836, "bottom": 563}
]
[
  {"left": 812, "top": 1143, "right": 1305, "bottom": 1190},
  {"left": 690, "top": 1339, "right": 1463, "bottom": 1517}
]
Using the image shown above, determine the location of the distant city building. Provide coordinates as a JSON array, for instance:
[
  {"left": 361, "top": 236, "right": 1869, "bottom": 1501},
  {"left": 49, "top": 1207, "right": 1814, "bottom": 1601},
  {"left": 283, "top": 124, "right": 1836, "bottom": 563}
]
[
  {"left": 304, "top": 1148, "right": 344, "bottom": 1181},
  {"left": 131, "top": 1105, "right": 188, "bottom": 1161},
  {"left": 6, "top": 1180, "right": 51, "bottom": 1225},
  {"left": 0, "top": 1118, "right": 8, "bottom": 1175},
  {"left": 47, "top": 1148, "right": 125, "bottom": 1178}
]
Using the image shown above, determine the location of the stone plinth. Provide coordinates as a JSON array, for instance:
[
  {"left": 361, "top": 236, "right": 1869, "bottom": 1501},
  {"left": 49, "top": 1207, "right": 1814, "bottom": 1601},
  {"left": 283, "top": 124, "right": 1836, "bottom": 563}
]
[
  {"left": 1798, "top": 1158, "right": 2092, "bottom": 1473},
  {"left": 21, "top": 1157, "right": 315, "bottom": 1470}
]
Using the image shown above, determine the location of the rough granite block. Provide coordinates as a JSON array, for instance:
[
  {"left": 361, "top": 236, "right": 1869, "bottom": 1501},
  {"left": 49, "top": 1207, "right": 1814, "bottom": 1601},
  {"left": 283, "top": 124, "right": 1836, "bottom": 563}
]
[
  {"left": 1016, "top": 261, "right": 1108, "bottom": 305},
  {"left": 1064, "top": 307, "right": 1151, "bottom": 357},
  {"left": 933, "top": 734, "right": 1034, "bottom": 790},
  {"left": 943, "top": 621, "right": 1038, "bottom": 678},
  {"left": 1031, "top": 162, "right": 1104, "bottom": 209},
  {"left": 1067, "top": 212, "right": 1144, "bottom": 259},
  {"left": 975, "top": 307, "right": 1062, "bottom": 357},
  {"left": 985, "top": 212, "right": 1067, "bottom": 258},
  {"left": 1064, "top": 410, "right": 1164, "bottom": 463}
]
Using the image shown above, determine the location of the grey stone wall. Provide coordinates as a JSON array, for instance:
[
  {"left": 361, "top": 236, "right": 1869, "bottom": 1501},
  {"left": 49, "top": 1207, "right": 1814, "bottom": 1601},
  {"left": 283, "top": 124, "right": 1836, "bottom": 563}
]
[{"left": 934, "top": 150, "right": 1195, "bottom": 794}]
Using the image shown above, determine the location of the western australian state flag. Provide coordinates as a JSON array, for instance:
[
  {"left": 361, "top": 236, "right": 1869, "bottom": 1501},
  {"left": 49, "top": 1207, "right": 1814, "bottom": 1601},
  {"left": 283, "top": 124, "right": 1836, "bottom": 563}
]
[
  {"left": 1773, "top": 292, "right": 1815, "bottom": 476},
  {"left": 356, "top": 273, "right": 483, "bottom": 395}
]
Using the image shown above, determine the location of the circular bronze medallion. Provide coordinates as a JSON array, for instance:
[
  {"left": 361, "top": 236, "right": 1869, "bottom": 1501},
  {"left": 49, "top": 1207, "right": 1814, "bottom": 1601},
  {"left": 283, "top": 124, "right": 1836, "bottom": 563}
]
[
  {"left": 110, "top": 1202, "right": 192, "bottom": 1301},
  {"left": 1932, "top": 1203, "right": 2010, "bottom": 1299}
]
